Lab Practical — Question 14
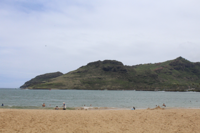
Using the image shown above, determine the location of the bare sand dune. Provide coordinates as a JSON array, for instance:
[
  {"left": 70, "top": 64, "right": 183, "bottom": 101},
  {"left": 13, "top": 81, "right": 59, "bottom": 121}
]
[{"left": 0, "top": 108, "right": 200, "bottom": 133}]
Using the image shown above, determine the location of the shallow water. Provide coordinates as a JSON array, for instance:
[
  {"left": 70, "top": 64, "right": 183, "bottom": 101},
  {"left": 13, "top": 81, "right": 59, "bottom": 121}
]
[{"left": 0, "top": 89, "right": 200, "bottom": 109}]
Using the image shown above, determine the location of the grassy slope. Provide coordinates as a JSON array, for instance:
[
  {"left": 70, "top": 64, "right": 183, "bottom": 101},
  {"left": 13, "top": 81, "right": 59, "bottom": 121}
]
[
  {"left": 26, "top": 57, "right": 200, "bottom": 91},
  {"left": 20, "top": 72, "right": 63, "bottom": 89}
]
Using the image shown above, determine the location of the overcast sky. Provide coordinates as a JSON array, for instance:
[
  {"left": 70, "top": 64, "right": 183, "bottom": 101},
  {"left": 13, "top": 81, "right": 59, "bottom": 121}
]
[{"left": 1, "top": 0, "right": 200, "bottom": 88}]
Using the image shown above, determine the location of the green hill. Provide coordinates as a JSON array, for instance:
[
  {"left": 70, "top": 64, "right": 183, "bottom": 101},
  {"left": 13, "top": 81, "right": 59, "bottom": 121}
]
[
  {"left": 20, "top": 57, "right": 200, "bottom": 91},
  {"left": 20, "top": 72, "right": 63, "bottom": 89}
]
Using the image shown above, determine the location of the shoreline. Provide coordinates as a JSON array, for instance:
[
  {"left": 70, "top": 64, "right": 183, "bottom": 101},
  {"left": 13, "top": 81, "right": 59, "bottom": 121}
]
[
  {"left": 20, "top": 88, "right": 200, "bottom": 92},
  {"left": 1, "top": 105, "right": 200, "bottom": 110},
  {"left": 1, "top": 88, "right": 200, "bottom": 93}
]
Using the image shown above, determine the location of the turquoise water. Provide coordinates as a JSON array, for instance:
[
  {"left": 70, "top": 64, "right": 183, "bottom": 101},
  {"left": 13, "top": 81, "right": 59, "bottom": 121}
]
[{"left": 0, "top": 89, "right": 200, "bottom": 109}]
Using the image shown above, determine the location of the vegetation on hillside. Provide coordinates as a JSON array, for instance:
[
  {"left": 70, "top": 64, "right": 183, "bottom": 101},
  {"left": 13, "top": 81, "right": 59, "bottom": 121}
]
[
  {"left": 20, "top": 57, "right": 200, "bottom": 91},
  {"left": 20, "top": 72, "right": 63, "bottom": 89}
]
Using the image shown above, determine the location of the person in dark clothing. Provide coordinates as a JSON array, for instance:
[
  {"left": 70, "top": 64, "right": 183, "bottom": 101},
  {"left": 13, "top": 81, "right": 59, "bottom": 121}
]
[{"left": 131, "top": 107, "right": 135, "bottom": 110}]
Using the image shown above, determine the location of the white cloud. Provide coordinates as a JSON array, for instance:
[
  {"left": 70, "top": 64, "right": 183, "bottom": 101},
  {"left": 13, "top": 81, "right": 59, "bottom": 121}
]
[{"left": 1, "top": 0, "right": 200, "bottom": 87}]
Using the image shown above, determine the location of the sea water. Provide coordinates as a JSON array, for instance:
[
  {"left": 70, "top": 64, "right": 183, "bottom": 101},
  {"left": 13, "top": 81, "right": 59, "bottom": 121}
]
[{"left": 0, "top": 88, "right": 200, "bottom": 109}]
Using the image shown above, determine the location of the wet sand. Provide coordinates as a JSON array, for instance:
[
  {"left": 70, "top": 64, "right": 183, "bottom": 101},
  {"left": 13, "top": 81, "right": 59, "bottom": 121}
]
[{"left": 0, "top": 108, "right": 200, "bottom": 133}]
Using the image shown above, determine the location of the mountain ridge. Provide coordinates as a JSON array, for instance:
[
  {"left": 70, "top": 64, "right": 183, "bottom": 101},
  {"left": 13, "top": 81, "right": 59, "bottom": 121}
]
[{"left": 20, "top": 57, "right": 200, "bottom": 91}]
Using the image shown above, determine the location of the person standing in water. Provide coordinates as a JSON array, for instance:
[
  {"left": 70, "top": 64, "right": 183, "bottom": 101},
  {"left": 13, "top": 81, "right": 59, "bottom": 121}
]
[
  {"left": 63, "top": 102, "right": 66, "bottom": 110},
  {"left": 1, "top": 103, "right": 4, "bottom": 106},
  {"left": 163, "top": 103, "right": 166, "bottom": 107}
]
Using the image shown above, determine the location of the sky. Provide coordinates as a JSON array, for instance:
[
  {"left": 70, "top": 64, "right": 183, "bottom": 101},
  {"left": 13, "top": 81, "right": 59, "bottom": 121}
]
[{"left": 0, "top": 0, "right": 200, "bottom": 88}]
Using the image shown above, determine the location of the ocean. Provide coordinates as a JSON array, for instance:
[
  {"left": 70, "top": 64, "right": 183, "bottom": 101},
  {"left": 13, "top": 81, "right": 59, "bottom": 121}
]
[{"left": 0, "top": 88, "right": 200, "bottom": 109}]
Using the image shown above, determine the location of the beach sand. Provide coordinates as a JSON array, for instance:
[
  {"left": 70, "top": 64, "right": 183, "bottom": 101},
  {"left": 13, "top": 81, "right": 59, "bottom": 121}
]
[{"left": 0, "top": 108, "right": 200, "bottom": 133}]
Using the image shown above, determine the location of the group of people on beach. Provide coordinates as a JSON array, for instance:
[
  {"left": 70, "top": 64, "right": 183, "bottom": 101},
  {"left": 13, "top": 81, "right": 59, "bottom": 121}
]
[
  {"left": 43, "top": 102, "right": 137, "bottom": 110},
  {"left": 40, "top": 102, "right": 167, "bottom": 111},
  {"left": 131, "top": 103, "right": 166, "bottom": 110},
  {"left": 42, "top": 102, "right": 66, "bottom": 110}
]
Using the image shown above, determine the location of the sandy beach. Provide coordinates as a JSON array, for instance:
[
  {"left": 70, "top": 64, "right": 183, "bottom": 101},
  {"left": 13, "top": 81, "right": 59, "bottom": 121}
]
[{"left": 0, "top": 108, "right": 200, "bottom": 133}]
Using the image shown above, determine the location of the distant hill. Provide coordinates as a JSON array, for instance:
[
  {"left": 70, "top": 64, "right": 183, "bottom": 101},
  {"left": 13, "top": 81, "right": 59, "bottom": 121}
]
[
  {"left": 20, "top": 57, "right": 200, "bottom": 91},
  {"left": 20, "top": 72, "right": 63, "bottom": 89}
]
